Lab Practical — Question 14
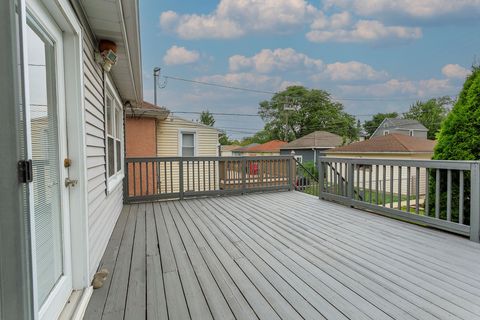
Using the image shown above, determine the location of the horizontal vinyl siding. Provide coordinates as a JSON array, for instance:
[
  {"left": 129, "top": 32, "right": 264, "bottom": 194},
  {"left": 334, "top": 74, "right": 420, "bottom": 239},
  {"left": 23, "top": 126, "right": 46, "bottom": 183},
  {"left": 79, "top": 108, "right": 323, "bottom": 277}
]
[
  {"left": 156, "top": 117, "right": 219, "bottom": 157},
  {"left": 82, "top": 31, "right": 123, "bottom": 278},
  {"left": 151, "top": 117, "right": 219, "bottom": 193}
]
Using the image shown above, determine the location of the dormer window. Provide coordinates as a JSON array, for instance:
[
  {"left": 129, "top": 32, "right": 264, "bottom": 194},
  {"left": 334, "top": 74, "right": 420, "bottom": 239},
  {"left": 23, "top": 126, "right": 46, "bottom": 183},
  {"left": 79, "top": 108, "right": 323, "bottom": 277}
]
[
  {"left": 409, "top": 130, "right": 414, "bottom": 136},
  {"left": 383, "top": 130, "right": 389, "bottom": 135}
]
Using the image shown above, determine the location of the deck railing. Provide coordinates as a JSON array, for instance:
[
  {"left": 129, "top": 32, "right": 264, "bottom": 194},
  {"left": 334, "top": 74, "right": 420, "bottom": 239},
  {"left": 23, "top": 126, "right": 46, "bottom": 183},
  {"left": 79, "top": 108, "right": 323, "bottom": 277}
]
[
  {"left": 318, "top": 156, "right": 480, "bottom": 242},
  {"left": 124, "top": 156, "right": 294, "bottom": 203}
]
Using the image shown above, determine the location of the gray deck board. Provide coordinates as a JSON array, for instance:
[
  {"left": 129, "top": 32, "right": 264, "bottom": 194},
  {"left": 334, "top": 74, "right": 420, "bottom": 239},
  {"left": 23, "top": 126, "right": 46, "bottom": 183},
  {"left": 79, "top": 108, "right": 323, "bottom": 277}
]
[{"left": 85, "top": 191, "right": 480, "bottom": 320}]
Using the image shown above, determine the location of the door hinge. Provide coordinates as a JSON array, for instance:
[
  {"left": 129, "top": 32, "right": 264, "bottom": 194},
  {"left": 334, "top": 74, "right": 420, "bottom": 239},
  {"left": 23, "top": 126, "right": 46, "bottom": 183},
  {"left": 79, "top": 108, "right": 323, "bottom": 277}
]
[{"left": 18, "top": 160, "right": 33, "bottom": 183}]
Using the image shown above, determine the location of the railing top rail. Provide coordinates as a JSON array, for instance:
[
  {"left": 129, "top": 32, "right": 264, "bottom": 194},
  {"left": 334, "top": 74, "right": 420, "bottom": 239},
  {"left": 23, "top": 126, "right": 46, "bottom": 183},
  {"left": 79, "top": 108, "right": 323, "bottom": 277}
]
[
  {"left": 318, "top": 156, "right": 478, "bottom": 170},
  {"left": 126, "top": 155, "right": 294, "bottom": 162}
]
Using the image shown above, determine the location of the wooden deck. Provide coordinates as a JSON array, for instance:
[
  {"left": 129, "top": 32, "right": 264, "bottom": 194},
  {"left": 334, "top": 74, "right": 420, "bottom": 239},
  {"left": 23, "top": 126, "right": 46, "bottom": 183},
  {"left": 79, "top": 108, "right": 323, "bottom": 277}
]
[{"left": 84, "top": 191, "right": 480, "bottom": 320}]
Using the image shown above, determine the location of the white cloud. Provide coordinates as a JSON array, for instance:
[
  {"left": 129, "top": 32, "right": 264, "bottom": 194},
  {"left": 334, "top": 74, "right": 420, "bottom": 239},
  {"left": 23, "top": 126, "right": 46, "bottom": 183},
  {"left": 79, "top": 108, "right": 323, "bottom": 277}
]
[
  {"left": 339, "top": 78, "right": 454, "bottom": 98},
  {"left": 228, "top": 48, "right": 386, "bottom": 82},
  {"left": 315, "top": 61, "right": 388, "bottom": 81},
  {"left": 159, "top": 0, "right": 317, "bottom": 39},
  {"left": 163, "top": 45, "right": 200, "bottom": 65},
  {"left": 307, "top": 19, "right": 422, "bottom": 43},
  {"left": 196, "top": 72, "right": 282, "bottom": 90},
  {"left": 324, "top": 0, "right": 480, "bottom": 19},
  {"left": 441, "top": 64, "right": 470, "bottom": 79},
  {"left": 229, "top": 48, "right": 323, "bottom": 73}
]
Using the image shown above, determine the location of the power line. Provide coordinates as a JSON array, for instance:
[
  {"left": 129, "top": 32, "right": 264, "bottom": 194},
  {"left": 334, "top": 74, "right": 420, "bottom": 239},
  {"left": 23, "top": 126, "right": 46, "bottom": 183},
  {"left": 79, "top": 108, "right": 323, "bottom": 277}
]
[
  {"left": 163, "top": 74, "right": 457, "bottom": 102},
  {"left": 164, "top": 75, "right": 275, "bottom": 95}
]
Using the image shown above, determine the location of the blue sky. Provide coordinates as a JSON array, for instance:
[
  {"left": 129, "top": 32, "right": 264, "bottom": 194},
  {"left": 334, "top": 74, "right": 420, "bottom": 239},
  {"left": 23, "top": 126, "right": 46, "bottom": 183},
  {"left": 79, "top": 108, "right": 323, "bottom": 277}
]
[{"left": 140, "top": 0, "right": 480, "bottom": 139}]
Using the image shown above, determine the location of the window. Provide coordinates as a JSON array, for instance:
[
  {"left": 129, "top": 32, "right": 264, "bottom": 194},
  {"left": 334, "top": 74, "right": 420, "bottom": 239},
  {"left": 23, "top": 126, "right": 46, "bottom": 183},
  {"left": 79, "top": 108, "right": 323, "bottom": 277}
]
[
  {"left": 409, "top": 130, "right": 414, "bottom": 136},
  {"left": 105, "top": 78, "right": 123, "bottom": 191},
  {"left": 383, "top": 130, "right": 389, "bottom": 135},
  {"left": 294, "top": 155, "right": 303, "bottom": 163},
  {"left": 181, "top": 132, "right": 196, "bottom": 156}
]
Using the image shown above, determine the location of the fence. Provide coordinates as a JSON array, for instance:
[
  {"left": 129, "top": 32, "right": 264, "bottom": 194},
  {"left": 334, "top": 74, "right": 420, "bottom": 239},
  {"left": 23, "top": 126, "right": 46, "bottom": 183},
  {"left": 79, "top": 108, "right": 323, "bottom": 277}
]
[
  {"left": 318, "top": 157, "right": 480, "bottom": 242},
  {"left": 124, "top": 156, "right": 294, "bottom": 203}
]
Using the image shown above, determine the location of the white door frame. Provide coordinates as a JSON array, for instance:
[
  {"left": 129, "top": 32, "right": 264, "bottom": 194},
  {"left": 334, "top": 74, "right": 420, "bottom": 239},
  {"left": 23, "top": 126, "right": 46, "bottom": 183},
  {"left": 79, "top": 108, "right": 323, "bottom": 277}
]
[{"left": 21, "top": 0, "right": 89, "bottom": 318}]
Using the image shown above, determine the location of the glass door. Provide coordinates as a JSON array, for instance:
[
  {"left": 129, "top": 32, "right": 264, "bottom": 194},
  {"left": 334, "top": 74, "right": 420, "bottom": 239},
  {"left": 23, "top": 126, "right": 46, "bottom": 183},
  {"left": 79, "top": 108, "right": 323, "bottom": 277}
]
[{"left": 25, "top": 3, "right": 72, "bottom": 319}]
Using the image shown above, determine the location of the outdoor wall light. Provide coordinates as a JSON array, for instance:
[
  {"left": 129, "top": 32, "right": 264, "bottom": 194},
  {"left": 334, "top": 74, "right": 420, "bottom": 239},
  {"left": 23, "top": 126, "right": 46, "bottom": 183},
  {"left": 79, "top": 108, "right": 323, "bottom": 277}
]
[{"left": 95, "top": 39, "right": 118, "bottom": 72}]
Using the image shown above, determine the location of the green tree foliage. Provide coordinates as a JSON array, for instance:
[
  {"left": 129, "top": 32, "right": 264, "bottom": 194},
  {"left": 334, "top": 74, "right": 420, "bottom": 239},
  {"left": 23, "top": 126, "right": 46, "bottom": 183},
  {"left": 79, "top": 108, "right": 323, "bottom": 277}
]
[
  {"left": 363, "top": 112, "right": 398, "bottom": 137},
  {"left": 219, "top": 133, "right": 240, "bottom": 145},
  {"left": 258, "top": 86, "right": 358, "bottom": 142},
  {"left": 428, "top": 67, "right": 480, "bottom": 224},
  {"left": 403, "top": 97, "right": 452, "bottom": 139},
  {"left": 199, "top": 110, "right": 215, "bottom": 126},
  {"left": 240, "top": 130, "right": 272, "bottom": 146}
]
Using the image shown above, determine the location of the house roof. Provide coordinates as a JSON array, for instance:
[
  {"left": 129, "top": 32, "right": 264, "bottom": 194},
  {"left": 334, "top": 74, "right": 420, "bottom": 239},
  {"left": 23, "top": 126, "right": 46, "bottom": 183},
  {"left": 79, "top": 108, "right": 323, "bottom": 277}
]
[
  {"left": 280, "top": 131, "right": 343, "bottom": 150},
  {"left": 233, "top": 143, "right": 259, "bottom": 152},
  {"left": 242, "top": 140, "right": 288, "bottom": 153},
  {"left": 221, "top": 145, "right": 241, "bottom": 151},
  {"left": 126, "top": 101, "right": 170, "bottom": 120},
  {"left": 327, "top": 134, "right": 436, "bottom": 153}
]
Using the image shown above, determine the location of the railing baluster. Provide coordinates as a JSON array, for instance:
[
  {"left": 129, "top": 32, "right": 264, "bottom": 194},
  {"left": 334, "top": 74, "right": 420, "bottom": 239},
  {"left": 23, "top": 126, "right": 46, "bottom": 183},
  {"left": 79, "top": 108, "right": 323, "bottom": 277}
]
[
  {"left": 187, "top": 160, "right": 190, "bottom": 191},
  {"left": 425, "top": 168, "right": 429, "bottom": 215},
  {"left": 362, "top": 166, "right": 366, "bottom": 202},
  {"left": 179, "top": 160, "right": 184, "bottom": 200},
  {"left": 459, "top": 170, "right": 464, "bottom": 224},
  {"left": 133, "top": 162, "right": 136, "bottom": 196},
  {"left": 435, "top": 169, "right": 440, "bottom": 219},
  {"left": 390, "top": 166, "right": 394, "bottom": 208},
  {"left": 369, "top": 166, "right": 372, "bottom": 203},
  {"left": 398, "top": 166, "right": 402, "bottom": 210},
  {"left": 170, "top": 161, "right": 173, "bottom": 193},
  {"left": 447, "top": 169, "right": 452, "bottom": 221},
  {"left": 356, "top": 165, "right": 360, "bottom": 200},
  {"left": 406, "top": 167, "right": 410, "bottom": 213},
  {"left": 382, "top": 165, "right": 386, "bottom": 207},
  {"left": 415, "top": 167, "right": 420, "bottom": 215},
  {"left": 161, "top": 161, "right": 165, "bottom": 193},
  {"left": 375, "top": 165, "right": 379, "bottom": 205}
]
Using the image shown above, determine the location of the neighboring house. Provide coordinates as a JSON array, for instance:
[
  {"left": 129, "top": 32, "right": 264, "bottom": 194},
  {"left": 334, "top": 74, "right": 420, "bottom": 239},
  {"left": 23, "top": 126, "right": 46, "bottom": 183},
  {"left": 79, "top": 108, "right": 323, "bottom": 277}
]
[
  {"left": 371, "top": 118, "right": 428, "bottom": 138},
  {"left": 220, "top": 144, "right": 241, "bottom": 156},
  {"left": 2, "top": 0, "right": 142, "bottom": 318},
  {"left": 324, "top": 134, "right": 436, "bottom": 196},
  {"left": 234, "top": 140, "right": 288, "bottom": 156},
  {"left": 280, "top": 131, "right": 343, "bottom": 164},
  {"left": 125, "top": 108, "right": 221, "bottom": 195},
  {"left": 231, "top": 143, "right": 259, "bottom": 156}
]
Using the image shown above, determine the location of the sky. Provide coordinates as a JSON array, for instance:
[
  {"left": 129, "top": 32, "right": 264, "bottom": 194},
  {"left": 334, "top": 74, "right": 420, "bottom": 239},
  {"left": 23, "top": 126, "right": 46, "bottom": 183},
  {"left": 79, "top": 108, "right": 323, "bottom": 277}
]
[{"left": 140, "top": 0, "right": 480, "bottom": 139}]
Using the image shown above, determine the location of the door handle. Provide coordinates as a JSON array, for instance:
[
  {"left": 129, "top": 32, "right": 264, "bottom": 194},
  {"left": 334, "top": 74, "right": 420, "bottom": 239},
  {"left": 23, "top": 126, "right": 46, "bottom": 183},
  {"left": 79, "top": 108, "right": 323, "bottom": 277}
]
[{"left": 65, "top": 178, "right": 78, "bottom": 187}]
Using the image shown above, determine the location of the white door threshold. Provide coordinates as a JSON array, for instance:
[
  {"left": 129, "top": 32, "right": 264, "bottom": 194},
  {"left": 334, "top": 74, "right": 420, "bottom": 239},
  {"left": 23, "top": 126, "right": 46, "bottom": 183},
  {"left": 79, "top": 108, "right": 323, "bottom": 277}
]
[{"left": 58, "top": 286, "right": 93, "bottom": 320}]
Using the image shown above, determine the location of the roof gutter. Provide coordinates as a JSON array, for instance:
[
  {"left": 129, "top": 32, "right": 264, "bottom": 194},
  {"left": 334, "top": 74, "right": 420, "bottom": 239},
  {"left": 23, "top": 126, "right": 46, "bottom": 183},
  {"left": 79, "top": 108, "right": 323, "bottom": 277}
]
[{"left": 118, "top": 0, "right": 142, "bottom": 105}]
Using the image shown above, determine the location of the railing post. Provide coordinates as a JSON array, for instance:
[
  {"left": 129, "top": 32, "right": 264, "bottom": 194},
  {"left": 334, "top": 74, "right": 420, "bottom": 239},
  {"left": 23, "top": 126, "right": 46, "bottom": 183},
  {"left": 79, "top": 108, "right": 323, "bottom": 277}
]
[
  {"left": 179, "top": 159, "right": 184, "bottom": 200},
  {"left": 123, "top": 160, "right": 129, "bottom": 203},
  {"left": 287, "top": 157, "right": 292, "bottom": 191},
  {"left": 347, "top": 162, "right": 354, "bottom": 200},
  {"left": 470, "top": 162, "right": 480, "bottom": 242},
  {"left": 241, "top": 158, "right": 247, "bottom": 194},
  {"left": 318, "top": 158, "right": 324, "bottom": 199}
]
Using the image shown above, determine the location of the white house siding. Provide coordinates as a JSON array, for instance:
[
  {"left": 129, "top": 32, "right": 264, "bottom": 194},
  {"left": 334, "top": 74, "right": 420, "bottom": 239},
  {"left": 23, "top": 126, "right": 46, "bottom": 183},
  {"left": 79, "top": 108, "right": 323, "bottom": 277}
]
[
  {"left": 155, "top": 117, "right": 219, "bottom": 193},
  {"left": 82, "top": 30, "right": 123, "bottom": 278}
]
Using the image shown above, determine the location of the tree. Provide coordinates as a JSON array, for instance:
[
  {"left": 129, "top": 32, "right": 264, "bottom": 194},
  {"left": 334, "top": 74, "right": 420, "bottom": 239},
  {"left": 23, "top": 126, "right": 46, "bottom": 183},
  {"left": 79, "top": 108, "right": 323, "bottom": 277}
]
[
  {"left": 240, "top": 130, "right": 272, "bottom": 146},
  {"left": 258, "top": 86, "right": 357, "bottom": 142},
  {"left": 403, "top": 97, "right": 452, "bottom": 139},
  {"left": 428, "top": 66, "right": 480, "bottom": 223},
  {"left": 199, "top": 110, "right": 215, "bottom": 126},
  {"left": 363, "top": 112, "right": 398, "bottom": 137},
  {"left": 218, "top": 133, "right": 240, "bottom": 145}
]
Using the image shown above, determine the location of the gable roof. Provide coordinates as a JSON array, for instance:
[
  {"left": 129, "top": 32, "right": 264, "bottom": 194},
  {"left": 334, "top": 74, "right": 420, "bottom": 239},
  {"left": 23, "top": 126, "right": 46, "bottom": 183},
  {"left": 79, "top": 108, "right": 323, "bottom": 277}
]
[
  {"left": 242, "top": 140, "right": 288, "bottom": 153},
  {"left": 126, "top": 101, "right": 170, "bottom": 119},
  {"left": 327, "top": 134, "right": 436, "bottom": 153},
  {"left": 280, "top": 131, "right": 343, "bottom": 149},
  {"left": 233, "top": 143, "right": 259, "bottom": 152},
  {"left": 221, "top": 145, "right": 240, "bottom": 151},
  {"left": 372, "top": 118, "right": 427, "bottom": 136}
]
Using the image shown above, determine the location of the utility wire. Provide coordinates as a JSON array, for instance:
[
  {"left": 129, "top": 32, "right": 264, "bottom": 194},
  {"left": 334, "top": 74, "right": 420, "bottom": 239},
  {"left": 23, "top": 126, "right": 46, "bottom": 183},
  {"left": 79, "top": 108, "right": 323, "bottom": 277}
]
[{"left": 164, "top": 74, "right": 457, "bottom": 102}]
